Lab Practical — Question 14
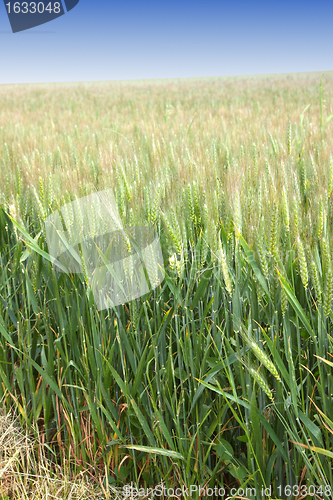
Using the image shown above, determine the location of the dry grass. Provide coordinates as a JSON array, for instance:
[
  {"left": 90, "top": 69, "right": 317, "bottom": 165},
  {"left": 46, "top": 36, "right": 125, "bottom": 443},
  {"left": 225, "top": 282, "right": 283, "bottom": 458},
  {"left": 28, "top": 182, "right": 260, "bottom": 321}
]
[{"left": 0, "top": 407, "right": 128, "bottom": 500}]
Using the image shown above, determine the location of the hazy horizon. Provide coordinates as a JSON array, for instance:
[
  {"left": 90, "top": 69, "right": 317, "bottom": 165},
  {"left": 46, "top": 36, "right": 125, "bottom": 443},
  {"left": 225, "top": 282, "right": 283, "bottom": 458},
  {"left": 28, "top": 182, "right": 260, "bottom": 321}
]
[{"left": 1, "top": 0, "right": 332, "bottom": 85}]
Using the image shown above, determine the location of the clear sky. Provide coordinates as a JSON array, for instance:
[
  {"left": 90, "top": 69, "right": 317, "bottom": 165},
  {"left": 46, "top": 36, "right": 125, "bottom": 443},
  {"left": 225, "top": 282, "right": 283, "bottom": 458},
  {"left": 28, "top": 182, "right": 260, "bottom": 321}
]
[{"left": 1, "top": 0, "right": 333, "bottom": 84}]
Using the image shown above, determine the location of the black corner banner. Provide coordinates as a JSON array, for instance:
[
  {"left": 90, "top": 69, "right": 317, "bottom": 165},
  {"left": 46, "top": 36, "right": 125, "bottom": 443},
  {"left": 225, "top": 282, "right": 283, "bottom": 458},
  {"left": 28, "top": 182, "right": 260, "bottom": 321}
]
[
  {"left": 3, "top": 0, "right": 80, "bottom": 33},
  {"left": 63, "top": 0, "right": 79, "bottom": 12}
]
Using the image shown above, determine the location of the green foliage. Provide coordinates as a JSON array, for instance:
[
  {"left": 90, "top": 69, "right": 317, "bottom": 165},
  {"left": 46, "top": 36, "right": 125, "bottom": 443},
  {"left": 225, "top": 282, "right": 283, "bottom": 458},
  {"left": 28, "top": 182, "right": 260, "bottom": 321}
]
[{"left": 1, "top": 72, "right": 333, "bottom": 496}]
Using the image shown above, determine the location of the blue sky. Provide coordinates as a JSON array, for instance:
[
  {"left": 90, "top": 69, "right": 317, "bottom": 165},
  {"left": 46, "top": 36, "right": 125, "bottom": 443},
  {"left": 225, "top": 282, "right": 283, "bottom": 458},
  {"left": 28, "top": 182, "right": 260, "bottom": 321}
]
[{"left": 1, "top": 0, "right": 333, "bottom": 84}]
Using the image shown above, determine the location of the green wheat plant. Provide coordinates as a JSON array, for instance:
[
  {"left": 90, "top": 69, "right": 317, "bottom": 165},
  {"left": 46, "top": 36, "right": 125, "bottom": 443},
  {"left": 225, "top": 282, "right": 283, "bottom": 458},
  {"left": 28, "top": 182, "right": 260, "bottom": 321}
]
[{"left": 1, "top": 71, "right": 333, "bottom": 498}]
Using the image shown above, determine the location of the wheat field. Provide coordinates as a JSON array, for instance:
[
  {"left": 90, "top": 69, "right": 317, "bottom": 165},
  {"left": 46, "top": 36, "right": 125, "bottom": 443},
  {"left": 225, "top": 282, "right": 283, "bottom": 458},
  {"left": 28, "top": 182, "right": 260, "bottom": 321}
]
[{"left": 1, "top": 71, "right": 333, "bottom": 499}]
